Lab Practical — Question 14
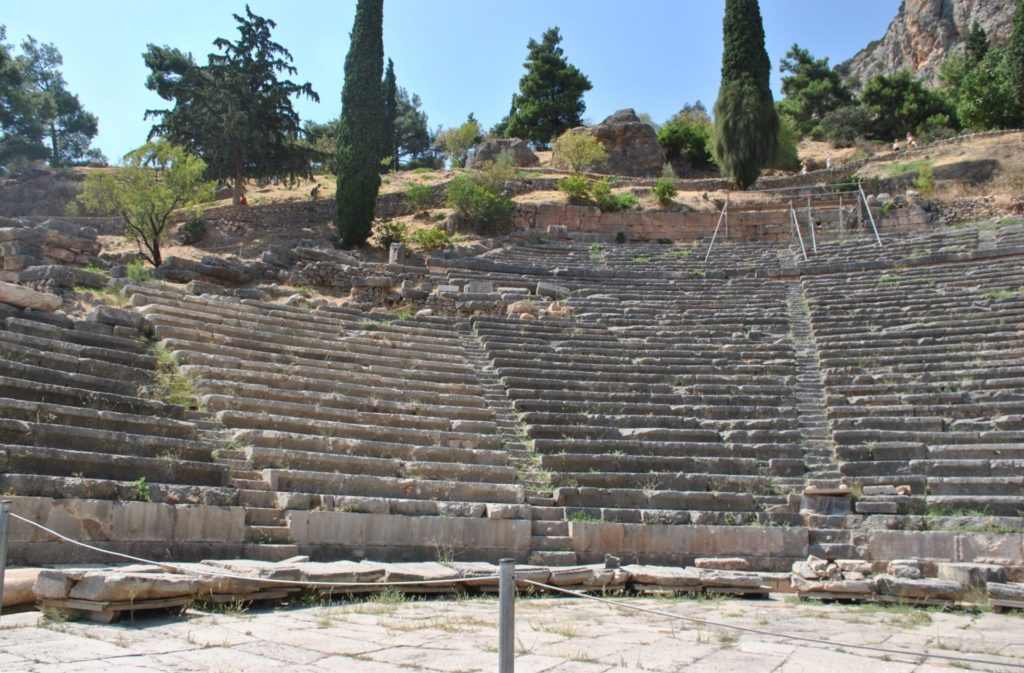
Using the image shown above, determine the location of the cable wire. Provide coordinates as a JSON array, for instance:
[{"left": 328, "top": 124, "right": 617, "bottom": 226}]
[
  {"left": 523, "top": 579, "right": 1024, "bottom": 670},
  {"left": 9, "top": 514, "right": 497, "bottom": 588}
]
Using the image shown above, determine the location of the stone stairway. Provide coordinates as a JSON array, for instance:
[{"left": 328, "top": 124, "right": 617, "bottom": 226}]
[
  {"left": 460, "top": 324, "right": 577, "bottom": 565},
  {"left": 186, "top": 410, "right": 299, "bottom": 561},
  {"left": 785, "top": 282, "right": 842, "bottom": 490}
]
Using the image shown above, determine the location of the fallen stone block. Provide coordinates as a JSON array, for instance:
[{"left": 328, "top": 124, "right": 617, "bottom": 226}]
[
  {"left": 0, "top": 281, "right": 60, "bottom": 312},
  {"left": 3, "top": 567, "right": 41, "bottom": 608},
  {"left": 695, "top": 557, "right": 750, "bottom": 571},
  {"left": 67, "top": 572, "right": 200, "bottom": 602},
  {"left": 623, "top": 564, "right": 701, "bottom": 588},
  {"left": 937, "top": 563, "right": 1007, "bottom": 588},
  {"left": 988, "top": 582, "right": 1024, "bottom": 601},
  {"left": 536, "top": 281, "right": 570, "bottom": 299},
  {"left": 33, "top": 568, "right": 86, "bottom": 600},
  {"left": 874, "top": 575, "right": 965, "bottom": 600}
]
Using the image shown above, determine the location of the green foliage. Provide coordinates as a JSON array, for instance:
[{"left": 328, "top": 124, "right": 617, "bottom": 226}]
[
  {"left": 411, "top": 225, "right": 451, "bottom": 252},
  {"left": 0, "top": 28, "right": 102, "bottom": 168},
  {"left": 125, "top": 259, "right": 152, "bottom": 283},
  {"left": 1010, "top": 0, "right": 1024, "bottom": 108},
  {"left": 887, "top": 160, "right": 933, "bottom": 177},
  {"left": 912, "top": 163, "right": 936, "bottom": 195},
  {"left": 435, "top": 118, "right": 480, "bottom": 168},
  {"left": 815, "top": 104, "right": 873, "bottom": 147},
  {"left": 506, "top": 27, "right": 592, "bottom": 147},
  {"left": 404, "top": 183, "right": 435, "bottom": 212},
  {"left": 777, "top": 43, "right": 853, "bottom": 136},
  {"left": 471, "top": 149, "right": 518, "bottom": 194},
  {"left": 657, "top": 102, "right": 714, "bottom": 168},
  {"left": 444, "top": 175, "right": 512, "bottom": 234},
  {"left": 593, "top": 178, "right": 636, "bottom": 212},
  {"left": 652, "top": 177, "right": 677, "bottom": 206},
  {"left": 551, "top": 129, "right": 607, "bottom": 173},
  {"left": 382, "top": 58, "right": 398, "bottom": 172},
  {"left": 131, "top": 477, "right": 152, "bottom": 502},
  {"left": 860, "top": 70, "right": 954, "bottom": 140},
  {"left": 558, "top": 173, "right": 592, "bottom": 203},
  {"left": 615, "top": 231, "right": 627, "bottom": 244},
  {"left": 150, "top": 343, "right": 201, "bottom": 409},
  {"left": 769, "top": 113, "right": 801, "bottom": 171},
  {"left": 178, "top": 212, "right": 207, "bottom": 245},
  {"left": 335, "top": 0, "right": 384, "bottom": 247},
  {"left": 143, "top": 7, "right": 319, "bottom": 203},
  {"left": 956, "top": 46, "right": 1024, "bottom": 131},
  {"left": 375, "top": 219, "right": 407, "bottom": 248},
  {"left": 713, "top": 0, "right": 779, "bottom": 189},
  {"left": 916, "top": 113, "right": 957, "bottom": 144},
  {"left": 78, "top": 141, "right": 215, "bottom": 267}
]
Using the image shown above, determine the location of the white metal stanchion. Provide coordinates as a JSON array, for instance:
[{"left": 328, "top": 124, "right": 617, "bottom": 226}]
[{"left": 498, "top": 558, "right": 515, "bottom": 673}]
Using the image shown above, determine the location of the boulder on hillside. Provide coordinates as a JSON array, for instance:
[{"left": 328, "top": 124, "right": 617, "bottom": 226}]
[
  {"left": 466, "top": 138, "right": 539, "bottom": 169},
  {"left": 589, "top": 109, "right": 664, "bottom": 177}
]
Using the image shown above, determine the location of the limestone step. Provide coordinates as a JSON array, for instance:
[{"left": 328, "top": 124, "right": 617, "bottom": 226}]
[
  {"left": 531, "top": 520, "right": 569, "bottom": 536},
  {"left": 237, "top": 488, "right": 279, "bottom": 508},
  {"left": 244, "top": 507, "right": 286, "bottom": 527},
  {"left": 526, "top": 495, "right": 555, "bottom": 507},
  {"left": 808, "top": 543, "right": 860, "bottom": 560},
  {"left": 530, "top": 535, "right": 573, "bottom": 552},
  {"left": 530, "top": 506, "right": 566, "bottom": 521},
  {"left": 247, "top": 525, "right": 294, "bottom": 545},
  {"left": 243, "top": 544, "right": 301, "bottom": 562},
  {"left": 528, "top": 551, "right": 578, "bottom": 566},
  {"left": 231, "top": 478, "right": 271, "bottom": 491}
]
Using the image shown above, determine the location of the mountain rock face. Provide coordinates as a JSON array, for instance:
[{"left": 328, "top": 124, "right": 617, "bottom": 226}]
[{"left": 838, "top": 0, "right": 1014, "bottom": 88}]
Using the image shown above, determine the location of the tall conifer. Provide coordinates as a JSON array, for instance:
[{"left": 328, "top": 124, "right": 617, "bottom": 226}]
[
  {"left": 336, "top": 0, "right": 384, "bottom": 246},
  {"left": 382, "top": 57, "right": 398, "bottom": 172},
  {"left": 713, "top": 0, "right": 778, "bottom": 189},
  {"left": 1009, "top": 0, "right": 1024, "bottom": 108}
]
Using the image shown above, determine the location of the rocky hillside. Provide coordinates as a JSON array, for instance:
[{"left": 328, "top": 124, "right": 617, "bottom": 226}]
[{"left": 837, "top": 0, "right": 1013, "bottom": 88}]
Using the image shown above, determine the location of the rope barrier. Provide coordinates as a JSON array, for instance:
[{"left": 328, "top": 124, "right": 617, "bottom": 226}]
[
  {"left": 522, "top": 579, "right": 1024, "bottom": 670},
  {"left": 10, "top": 514, "right": 1023, "bottom": 670},
  {"left": 9, "top": 514, "right": 497, "bottom": 588}
]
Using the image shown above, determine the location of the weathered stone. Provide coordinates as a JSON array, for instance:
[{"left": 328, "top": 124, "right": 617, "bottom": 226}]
[
  {"left": 937, "top": 563, "right": 1007, "bottom": 588},
  {"left": 695, "top": 557, "right": 750, "bottom": 571},
  {"left": 623, "top": 564, "right": 701, "bottom": 588},
  {"left": 988, "top": 582, "right": 1024, "bottom": 601},
  {"left": 874, "top": 575, "right": 965, "bottom": 600},
  {"left": 536, "top": 281, "right": 570, "bottom": 299},
  {"left": 888, "top": 559, "right": 922, "bottom": 579},
  {"left": 466, "top": 138, "right": 539, "bottom": 170},
  {"left": 68, "top": 572, "right": 200, "bottom": 602},
  {"left": 578, "top": 109, "right": 665, "bottom": 177},
  {"left": 0, "top": 281, "right": 60, "bottom": 311}
]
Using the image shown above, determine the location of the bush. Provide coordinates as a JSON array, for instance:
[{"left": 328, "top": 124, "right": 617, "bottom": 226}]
[
  {"left": 558, "top": 174, "right": 592, "bottom": 203},
  {"left": 615, "top": 231, "right": 627, "bottom": 244},
  {"left": 593, "top": 178, "right": 636, "bottom": 212},
  {"left": 179, "top": 212, "right": 206, "bottom": 245},
  {"left": 816, "top": 105, "right": 873, "bottom": 148},
  {"left": 912, "top": 163, "right": 936, "bottom": 195},
  {"left": 405, "top": 184, "right": 435, "bottom": 213},
  {"left": 376, "top": 220, "right": 408, "bottom": 248},
  {"left": 769, "top": 115, "right": 801, "bottom": 171},
  {"left": 652, "top": 177, "right": 677, "bottom": 206},
  {"left": 472, "top": 149, "right": 518, "bottom": 194},
  {"left": 658, "top": 104, "right": 714, "bottom": 168},
  {"left": 125, "top": 259, "right": 152, "bottom": 282},
  {"left": 551, "top": 130, "right": 607, "bottom": 173},
  {"left": 444, "top": 176, "right": 512, "bottom": 234},
  {"left": 411, "top": 225, "right": 452, "bottom": 252}
]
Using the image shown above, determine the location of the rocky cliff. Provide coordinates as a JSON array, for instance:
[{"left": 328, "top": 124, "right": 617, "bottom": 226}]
[{"left": 837, "top": 0, "right": 1014, "bottom": 88}]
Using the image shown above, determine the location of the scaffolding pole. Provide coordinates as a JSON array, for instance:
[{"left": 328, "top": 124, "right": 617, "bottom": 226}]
[
  {"left": 790, "top": 201, "right": 808, "bottom": 261},
  {"left": 703, "top": 201, "right": 729, "bottom": 263},
  {"left": 858, "top": 180, "right": 883, "bottom": 247}
]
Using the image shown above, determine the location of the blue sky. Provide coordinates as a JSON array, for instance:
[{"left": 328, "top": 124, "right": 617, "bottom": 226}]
[{"left": 4, "top": 1, "right": 901, "bottom": 160}]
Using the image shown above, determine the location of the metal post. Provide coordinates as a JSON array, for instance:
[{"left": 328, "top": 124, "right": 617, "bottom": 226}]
[
  {"left": 858, "top": 181, "right": 883, "bottom": 247},
  {"left": 807, "top": 196, "right": 817, "bottom": 254},
  {"left": 839, "top": 195, "right": 844, "bottom": 230},
  {"left": 724, "top": 195, "right": 729, "bottom": 241},
  {"left": 498, "top": 558, "right": 515, "bottom": 673},
  {"left": 703, "top": 202, "right": 728, "bottom": 263},
  {"left": 0, "top": 500, "right": 10, "bottom": 621},
  {"left": 790, "top": 201, "right": 808, "bottom": 261}
]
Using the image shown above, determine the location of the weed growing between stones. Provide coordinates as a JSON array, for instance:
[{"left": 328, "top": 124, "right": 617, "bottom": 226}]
[
  {"left": 131, "top": 476, "right": 152, "bottom": 502},
  {"left": 149, "top": 343, "right": 203, "bottom": 409}
]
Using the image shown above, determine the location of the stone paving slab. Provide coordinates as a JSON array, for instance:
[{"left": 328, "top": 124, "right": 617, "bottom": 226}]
[{"left": 0, "top": 594, "right": 1021, "bottom": 673}]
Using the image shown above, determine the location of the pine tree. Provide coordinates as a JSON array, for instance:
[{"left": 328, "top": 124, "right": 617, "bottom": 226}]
[
  {"left": 1009, "top": 0, "right": 1024, "bottom": 108},
  {"left": 713, "top": 0, "right": 779, "bottom": 189},
  {"left": 965, "top": 21, "right": 989, "bottom": 65},
  {"left": 382, "top": 58, "right": 397, "bottom": 172},
  {"left": 335, "top": 0, "right": 384, "bottom": 247},
  {"left": 506, "top": 27, "right": 592, "bottom": 147}
]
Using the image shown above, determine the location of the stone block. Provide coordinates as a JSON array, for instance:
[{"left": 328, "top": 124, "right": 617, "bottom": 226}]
[
  {"left": 937, "top": 563, "right": 1007, "bottom": 588},
  {"left": 536, "top": 281, "right": 570, "bottom": 299},
  {"left": 0, "top": 280, "right": 60, "bottom": 311},
  {"left": 867, "top": 530, "right": 957, "bottom": 561},
  {"left": 68, "top": 572, "right": 199, "bottom": 602},
  {"left": 957, "top": 532, "right": 1024, "bottom": 565}
]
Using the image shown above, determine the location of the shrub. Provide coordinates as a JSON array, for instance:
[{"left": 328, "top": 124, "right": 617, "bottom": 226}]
[
  {"left": 593, "top": 178, "right": 636, "bottom": 212},
  {"left": 125, "top": 259, "right": 152, "bottom": 282},
  {"left": 472, "top": 149, "right": 518, "bottom": 194},
  {"left": 815, "top": 105, "right": 873, "bottom": 148},
  {"left": 376, "top": 220, "right": 408, "bottom": 248},
  {"left": 179, "top": 212, "right": 207, "bottom": 245},
  {"left": 657, "top": 103, "right": 714, "bottom": 167},
  {"left": 912, "top": 163, "right": 936, "bottom": 195},
  {"left": 411, "top": 225, "right": 452, "bottom": 252},
  {"left": 652, "top": 177, "right": 677, "bottom": 206},
  {"left": 558, "top": 174, "right": 592, "bottom": 203},
  {"left": 551, "top": 129, "right": 607, "bottom": 173},
  {"left": 769, "top": 115, "right": 802, "bottom": 171},
  {"left": 405, "top": 184, "right": 435, "bottom": 213},
  {"left": 615, "top": 231, "right": 627, "bottom": 244},
  {"left": 444, "top": 176, "right": 513, "bottom": 234}
]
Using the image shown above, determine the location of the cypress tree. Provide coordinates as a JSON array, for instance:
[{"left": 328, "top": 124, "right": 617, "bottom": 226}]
[
  {"left": 336, "top": 0, "right": 384, "bottom": 247},
  {"left": 1009, "top": 0, "right": 1024, "bottom": 108},
  {"left": 382, "top": 57, "right": 398, "bottom": 172},
  {"left": 713, "top": 0, "right": 779, "bottom": 189}
]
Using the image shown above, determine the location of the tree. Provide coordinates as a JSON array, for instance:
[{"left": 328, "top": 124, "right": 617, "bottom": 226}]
[
  {"left": 957, "top": 47, "right": 1024, "bottom": 130},
  {"left": 777, "top": 43, "right": 852, "bottom": 137},
  {"left": 435, "top": 118, "right": 480, "bottom": 168},
  {"left": 551, "top": 129, "right": 607, "bottom": 173},
  {"left": 713, "top": 0, "right": 779, "bottom": 189},
  {"left": 1009, "top": 0, "right": 1024, "bottom": 107},
  {"left": 965, "top": 21, "right": 989, "bottom": 65},
  {"left": 78, "top": 141, "right": 214, "bottom": 267},
  {"left": 144, "top": 6, "right": 319, "bottom": 205},
  {"left": 860, "top": 70, "right": 954, "bottom": 140},
  {"left": 658, "top": 102, "right": 714, "bottom": 168},
  {"left": 394, "top": 88, "right": 434, "bottom": 167},
  {"left": 335, "top": 0, "right": 384, "bottom": 247},
  {"left": 0, "top": 28, "right": 101, "bottom": 168},
  {"left": 506, "top": 27, "right": 592, "bottom": 147},
  {"left": 382, "top": 58, "right": 398, "bottom": 172},
  {"left": 816, "top": 104, "right": 873, "bottom": 147}
]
